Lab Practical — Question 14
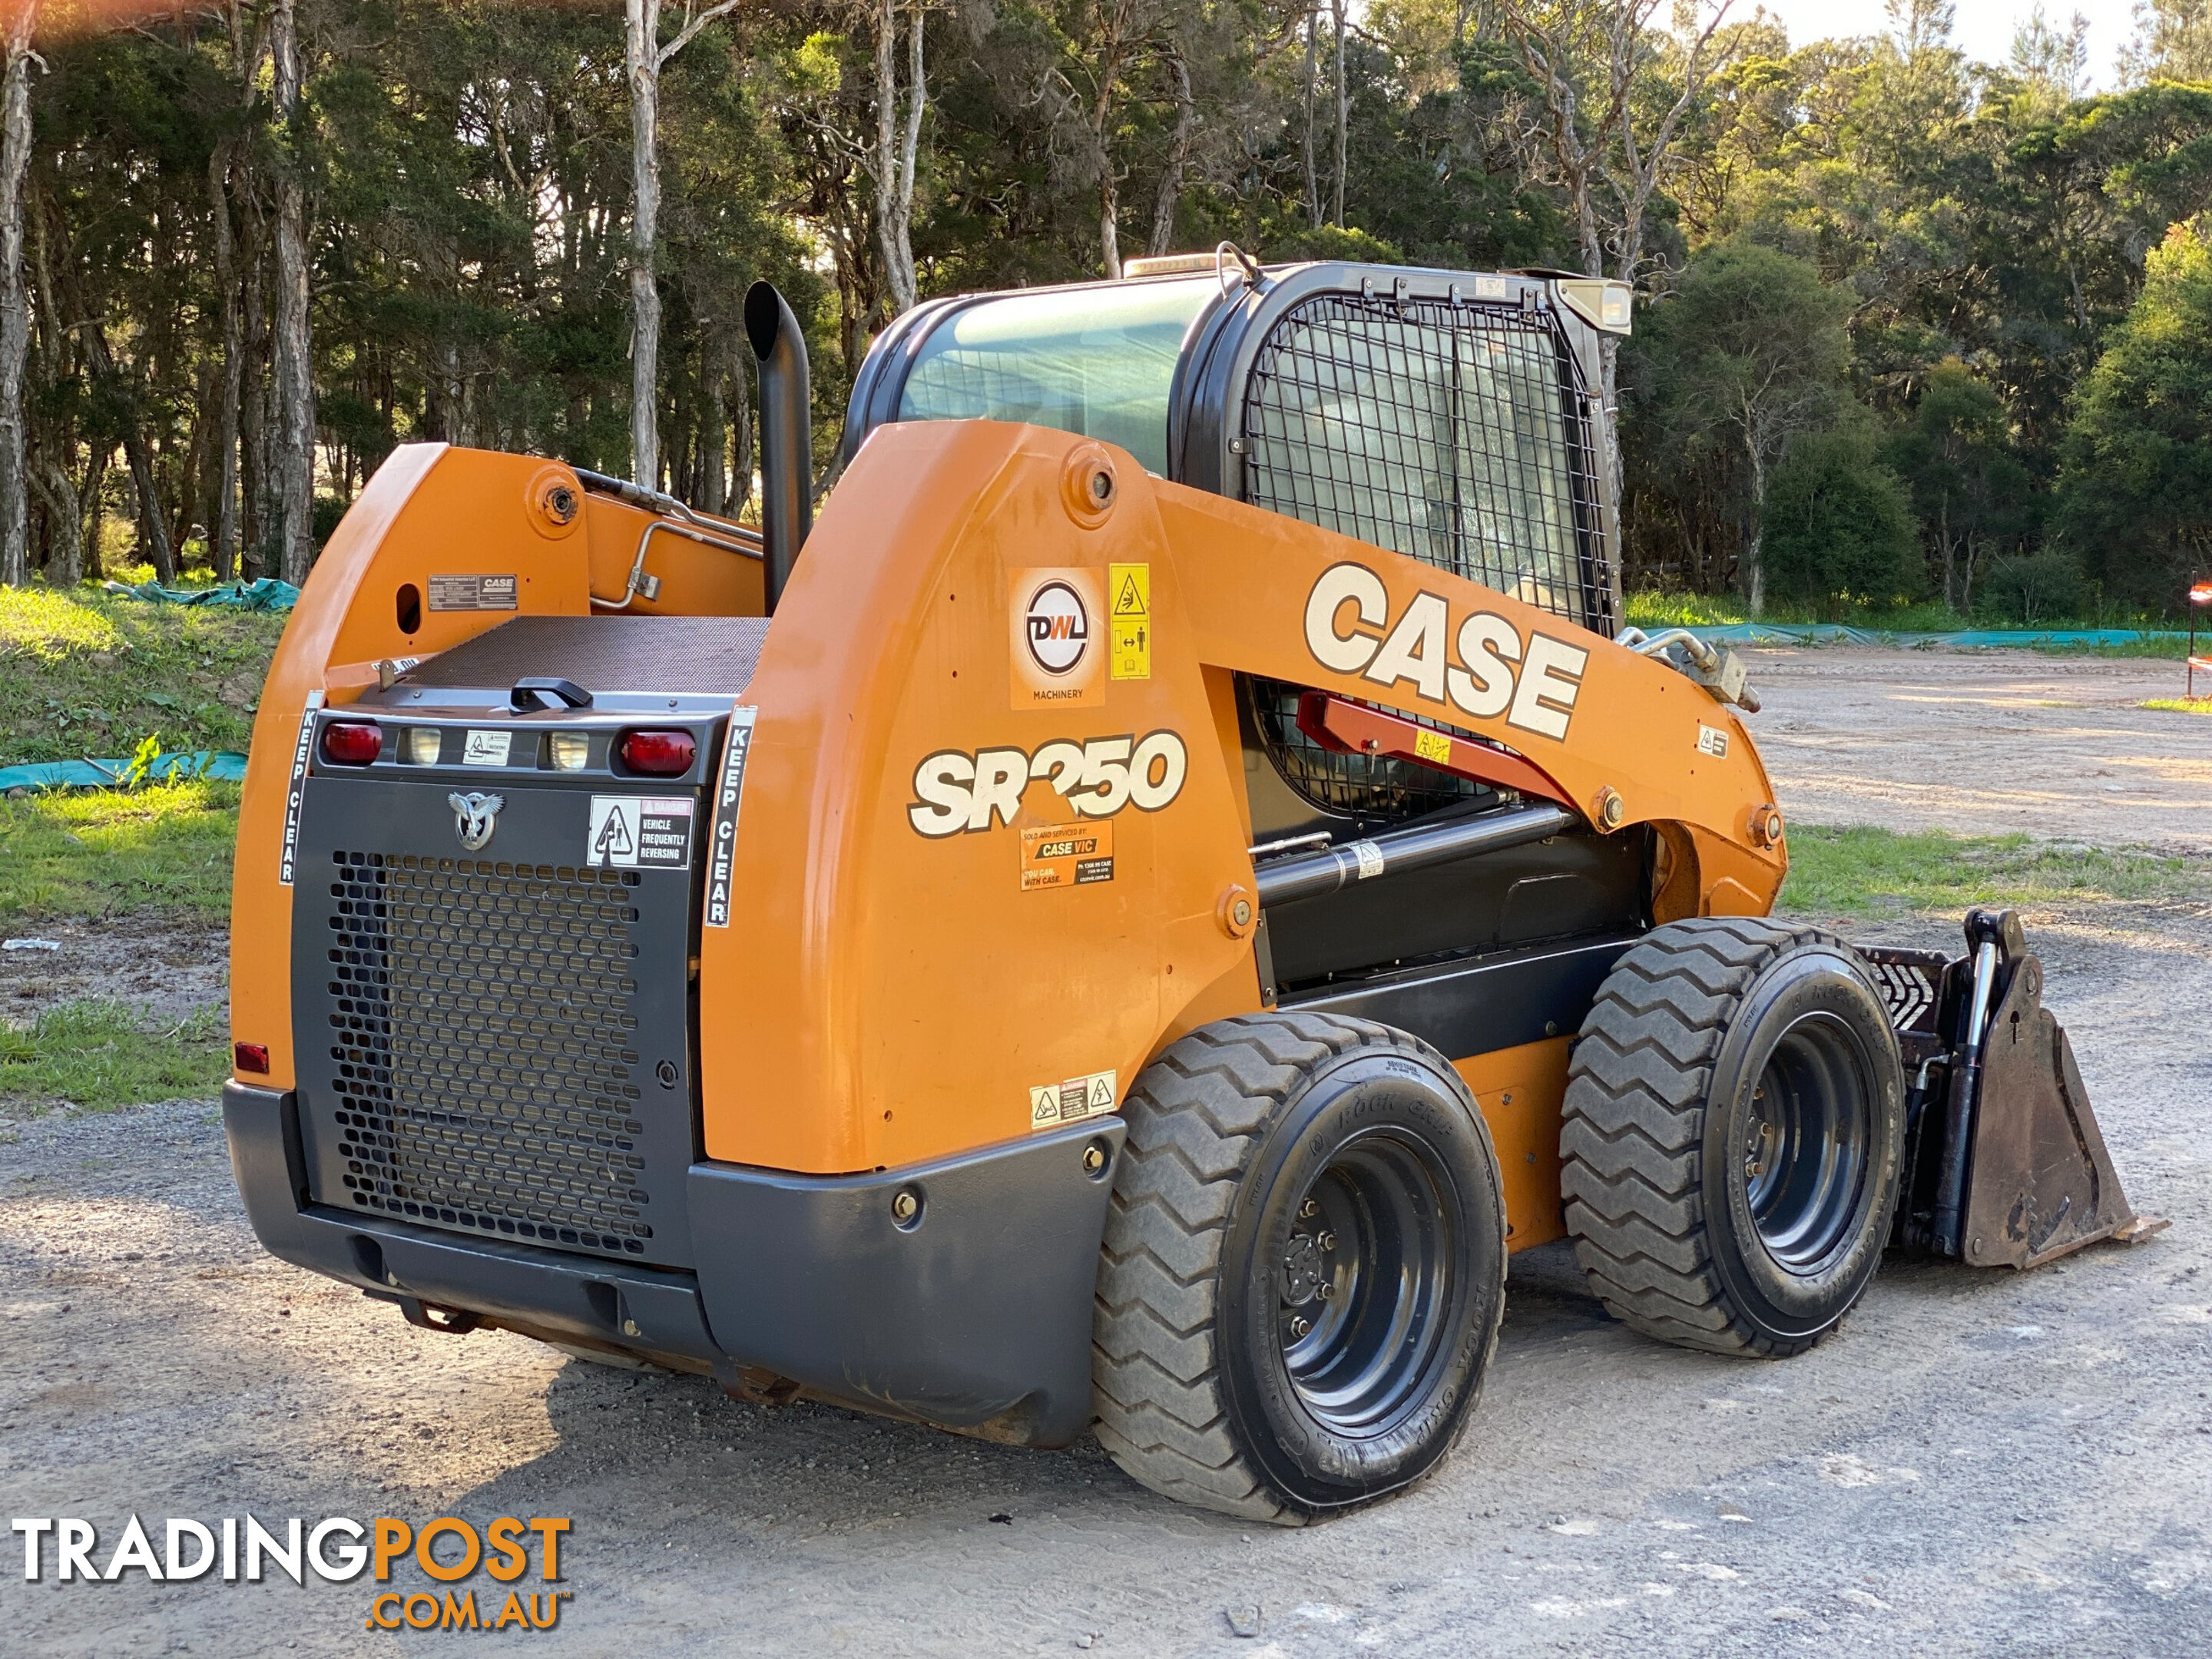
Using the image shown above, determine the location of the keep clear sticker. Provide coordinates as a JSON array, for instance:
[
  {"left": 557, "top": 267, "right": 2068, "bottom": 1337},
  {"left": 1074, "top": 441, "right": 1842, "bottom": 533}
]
[
  {"left": 704, "top": 707, "right": 757, "bottom": 928},
  {"left": 276, "top": 690, "right": 326, "bottom": 886},
  {"left": 1028, "top": 1068, "right": 1119, "bottom": 1130},
  {"left": 586, "top": 795, "right": 694, "bottom": 869}
]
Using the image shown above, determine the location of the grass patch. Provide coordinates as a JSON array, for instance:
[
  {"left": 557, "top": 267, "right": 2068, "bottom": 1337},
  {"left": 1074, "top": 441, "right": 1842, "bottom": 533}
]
[
  {"left": 0, "top": 779, "right": 239, "bottom": 922},
  {"left": 1625, "top": 591, "right": 2188, "bottom": 642},
  {"left": 0, "top": 584, "right": 284, "bottom": 766},
  {"left": 1778, "top": 825, "right": 2212, "bottom": 918},
  {"left": 2142, "top": 697, "right": 2212, "bottom": 713},
  {"left": 0, "top": 998, "right": 229, "bottom": 1111}
]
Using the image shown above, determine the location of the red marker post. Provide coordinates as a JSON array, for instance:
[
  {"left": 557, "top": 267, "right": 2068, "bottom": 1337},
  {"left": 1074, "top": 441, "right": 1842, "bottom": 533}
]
[{"left": 2193, "top": 581, "right": 2212, "bottom": 700}]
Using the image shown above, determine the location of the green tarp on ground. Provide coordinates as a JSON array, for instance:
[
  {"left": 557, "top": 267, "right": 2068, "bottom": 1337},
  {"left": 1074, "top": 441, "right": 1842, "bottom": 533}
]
[
  {"left": 100, "top": 578, "right": 299, "bottom": 611},
  {"left": 1685, "top": 623, "right": 2188, "bottom": 648},
  {"left": 0, "top": 752, "right": 249, "bottom": 793}
]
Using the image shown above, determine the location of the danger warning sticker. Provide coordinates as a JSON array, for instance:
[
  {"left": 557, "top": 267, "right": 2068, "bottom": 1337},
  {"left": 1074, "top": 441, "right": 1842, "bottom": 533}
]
[
  {"left": 1020, "top": 820, "right": 1114, "bottom": 890},
  {"left": 586, "top": 795, "right": 694, "bottom": 869},
  {"left": 1696, "top": 724, "right": 1730, "bottom": 758},
  {"left": 1028, "top": 1068, "right": 1119, "bottom": 1130},
  {"left": 1108, "top": 562, "right": 1150, "bottom": 681}
]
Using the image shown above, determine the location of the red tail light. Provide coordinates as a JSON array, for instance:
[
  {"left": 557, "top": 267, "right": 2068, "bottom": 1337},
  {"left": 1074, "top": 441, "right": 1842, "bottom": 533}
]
[
  {"left": 233, "top": 1041, "right": 270, "bottom": 1076},
  {"left": 618, "top": 729, "right": 696, "bottom": 776},
  {"left": 320, "top": 720, "right": 383, "bottom": 765}
]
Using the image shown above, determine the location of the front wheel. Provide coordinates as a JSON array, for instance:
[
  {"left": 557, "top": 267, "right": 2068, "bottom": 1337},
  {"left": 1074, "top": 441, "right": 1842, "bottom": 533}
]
[
  {"left": 1561, "top": 918, "right": 1906, "bottom": 1357},
  {"left": 1091, "top": 1012, "right": 1506, "bottom": 1523}
]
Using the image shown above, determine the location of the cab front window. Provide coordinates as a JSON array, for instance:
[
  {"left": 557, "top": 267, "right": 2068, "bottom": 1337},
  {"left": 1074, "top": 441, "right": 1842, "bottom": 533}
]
[{"left": 896, "top": 278, "right": 1216, "bottom": 475}]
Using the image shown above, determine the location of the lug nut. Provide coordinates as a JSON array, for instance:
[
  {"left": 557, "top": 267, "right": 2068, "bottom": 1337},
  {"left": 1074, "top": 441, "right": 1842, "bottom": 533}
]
[
  {"left": 1317, "top": 1230, "right": 1336, "bottom": 1251},
  {"left": 1299, "top": 1198, "right": 1319, "bottom": 1220},
  {"left": 1290, "top": 1316, "right": 1311, "bottom": 1339},
  {"left": 1317, "top": 1281, "right": 1335, "bottom": 1301}
]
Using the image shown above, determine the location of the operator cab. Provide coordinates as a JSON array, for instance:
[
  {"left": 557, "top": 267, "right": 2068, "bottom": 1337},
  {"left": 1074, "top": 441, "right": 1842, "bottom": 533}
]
[{"left": 847, "top": 255, "right": 1641, "bottom": 995}]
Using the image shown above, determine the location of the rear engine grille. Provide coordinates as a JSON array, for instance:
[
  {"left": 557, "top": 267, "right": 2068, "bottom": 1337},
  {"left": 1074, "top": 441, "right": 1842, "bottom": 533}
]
[{"left": 323, "top": 850, "right": 654, "bottom": 1256}]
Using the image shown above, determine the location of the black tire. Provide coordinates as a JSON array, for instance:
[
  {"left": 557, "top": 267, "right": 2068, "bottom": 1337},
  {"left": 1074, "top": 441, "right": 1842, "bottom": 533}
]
[
  {"left": 1561, "top": 918, "right": 1906, "bottom": 1358},
  {"left": 1091, "top": 1012, "right": 1506, "bottom": 1523}
]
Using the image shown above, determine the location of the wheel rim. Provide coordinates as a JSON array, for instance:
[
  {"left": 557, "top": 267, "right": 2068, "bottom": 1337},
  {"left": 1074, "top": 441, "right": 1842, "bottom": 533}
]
[
  {"left": 1277, "top": 1129, "right": 1457, "bottom": 1437},
  {"left": 1739, "top": 1010, "right": 1876, "bottom": 1275}
]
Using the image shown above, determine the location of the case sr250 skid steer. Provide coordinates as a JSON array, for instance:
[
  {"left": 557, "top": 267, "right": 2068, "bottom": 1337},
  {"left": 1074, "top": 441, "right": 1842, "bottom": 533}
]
[{"left": 225, "top": 257, "right": 2161, "bottom": 1523}]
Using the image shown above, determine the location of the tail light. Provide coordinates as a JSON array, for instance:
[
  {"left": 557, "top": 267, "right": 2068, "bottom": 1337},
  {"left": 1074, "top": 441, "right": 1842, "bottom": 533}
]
[
  {"left": 618, "top": 729, "right": 695, "bottom": 777},
  {"left": 321, "top": 721, "right": 383, "bottom": 765},
  {"left": 233, "top": 1041, "right": 270, "bottom": 1076}
]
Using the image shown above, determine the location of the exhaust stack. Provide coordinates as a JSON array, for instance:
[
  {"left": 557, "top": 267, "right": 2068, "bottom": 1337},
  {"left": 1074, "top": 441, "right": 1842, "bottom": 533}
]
[{"left": 745, "top": 280, "right": 813, "bottom": 613}]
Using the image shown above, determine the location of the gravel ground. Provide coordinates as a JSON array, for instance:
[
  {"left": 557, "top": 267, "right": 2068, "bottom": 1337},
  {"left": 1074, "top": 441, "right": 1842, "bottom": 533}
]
[
  {"left": 3, "top": 649, "right": 2208, "bottom": 1657},
  {"left": 0, "top": 917, "right": 228, "bottom": 1024},
  {"left": 1747, "top": 647, "right": 2212, "bottom": 850}
]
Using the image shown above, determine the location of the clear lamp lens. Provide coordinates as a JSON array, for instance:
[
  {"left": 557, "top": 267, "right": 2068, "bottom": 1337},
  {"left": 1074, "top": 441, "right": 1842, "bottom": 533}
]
[
  {"left": 551, "top": 732, "right": 591, "bottom": 772},
  {"left": 405, "top": 727, "right": 442, "bottom": 765}
]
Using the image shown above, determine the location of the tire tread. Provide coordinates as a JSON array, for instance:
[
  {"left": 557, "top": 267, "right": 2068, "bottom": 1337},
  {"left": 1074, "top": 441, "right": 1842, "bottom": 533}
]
[
  {"left": 1092, "top": 1012, "right": 1454, "bottom": 1523},
  {"left": 1560, "top": 917, "right": 1852, "bottom": 1359}
]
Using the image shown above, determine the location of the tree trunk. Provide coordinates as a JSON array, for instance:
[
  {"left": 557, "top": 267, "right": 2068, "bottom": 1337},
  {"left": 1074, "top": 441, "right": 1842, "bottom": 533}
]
[
  {"left": 699, "top": 346, "right": 726, "bottom": 516},
  {"left": 1100, "top": 184, "right": 1121, "bottom": 280},
  {"left": 1301, "top": 8, "right": 1320, "bottom": 228},
  {"left": 271, "top": 0, "right": 316, "bottom": 584},
  {"left": 0, "top": 22, "right": 35, "bottom": 588},
  {"left": 626, "top": 0, "right": 663, "bottom": 486},
  {"left": 1939, "top": 496, "right": 1955, "bottom": 610},
  {"left": 30, "top": 458, "right": 81, "bottom": 587},
  {"left": 207, "top": 142, "right": 243, "bottom": 581},
  {"left": 873, "top": 0, "right": 925, "bottom": 315},
  {"left": 1743, "top": 441, "right": 1767, "bottom": 617},
  {"left": 81, "top": 443, "right": 108, "bottom": 581},
  {"left": 1147, "top": 48, "right": 1195, "bottom": 257},
  {"left": 1330, "top": 0, "right": 1348, "bottom": 228},
  {"left": 121, "top": 411, "right": 175, "bottom": 582},
  {"left": 728, "top": 331, "right": 752, "bottom": 519},
  {"left": 240, "top": 230, "right": 270, "bottom": 578}
]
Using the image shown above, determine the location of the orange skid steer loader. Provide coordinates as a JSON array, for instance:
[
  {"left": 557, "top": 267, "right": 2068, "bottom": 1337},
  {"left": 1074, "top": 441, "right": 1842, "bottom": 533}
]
[{"left": 224, "top": 258, "right": 2159, "bottom": 1522}]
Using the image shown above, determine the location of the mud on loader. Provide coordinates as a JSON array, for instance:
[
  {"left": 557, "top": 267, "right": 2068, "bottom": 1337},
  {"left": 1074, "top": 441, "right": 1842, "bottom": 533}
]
[{"left": 224, "top": 255, "right": 2161, "bottom": 1523}]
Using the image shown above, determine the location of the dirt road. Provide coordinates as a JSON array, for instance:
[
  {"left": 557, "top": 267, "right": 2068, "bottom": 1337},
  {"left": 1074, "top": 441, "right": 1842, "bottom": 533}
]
[
  {"left": 4, "top": 649, "right": 2209, "bottom": 1657},
  {"left": 1749, "top": 647, "right": 2212, "bottom": 849}
]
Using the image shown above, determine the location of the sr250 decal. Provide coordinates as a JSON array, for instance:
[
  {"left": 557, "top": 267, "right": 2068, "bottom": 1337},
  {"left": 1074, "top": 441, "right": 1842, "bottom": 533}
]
[
  {"left": 1305, "top": 561, "right": 1589, "bottom": 741},
  {"left": 909, "top": 731, "right": 1187, "bottom": 837}
]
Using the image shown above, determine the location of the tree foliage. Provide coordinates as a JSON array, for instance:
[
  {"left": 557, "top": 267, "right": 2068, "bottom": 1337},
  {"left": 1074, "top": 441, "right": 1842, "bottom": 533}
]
[
  {"left": 0, "top": 0, "right": 2204, "bottom": 622},
  {"left": 2055, "top": 222, "right": 2212, "bottom": 604}
]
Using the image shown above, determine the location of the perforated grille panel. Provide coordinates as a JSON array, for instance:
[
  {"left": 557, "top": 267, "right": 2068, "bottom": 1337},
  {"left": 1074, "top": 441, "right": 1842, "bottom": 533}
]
[
  {"left": 1242, "top": 292, "right": 1604, "bottom": 624},
  {"left": 321, "top": 850, "right": 656, "bottom": 1257}
]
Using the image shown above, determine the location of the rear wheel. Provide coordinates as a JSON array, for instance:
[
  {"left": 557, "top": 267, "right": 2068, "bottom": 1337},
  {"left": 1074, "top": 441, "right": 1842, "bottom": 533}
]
[
  {"left": 1092, "top": 1012, "right": 1505, "bottom": 1522},
  {"left": 1561, "top": 918, "right": 1905, "bottom": 1357}
]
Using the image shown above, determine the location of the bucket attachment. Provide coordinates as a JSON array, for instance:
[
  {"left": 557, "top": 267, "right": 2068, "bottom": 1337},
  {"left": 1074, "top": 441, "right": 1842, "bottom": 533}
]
[{"left": 1863, "top": 909, "right": 2165, "bottom": 1270}]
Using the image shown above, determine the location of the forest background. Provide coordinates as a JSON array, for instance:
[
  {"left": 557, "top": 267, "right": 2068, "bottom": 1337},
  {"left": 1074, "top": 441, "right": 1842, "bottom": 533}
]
[{"left": 1, "top": 0, "right": 2211, "bottom": 622}]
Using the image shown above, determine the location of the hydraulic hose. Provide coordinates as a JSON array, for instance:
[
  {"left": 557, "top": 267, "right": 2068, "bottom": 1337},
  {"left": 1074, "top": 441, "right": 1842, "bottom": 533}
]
[{"left": 1253, "top": 803, "right": 1578, "bottom": 909}]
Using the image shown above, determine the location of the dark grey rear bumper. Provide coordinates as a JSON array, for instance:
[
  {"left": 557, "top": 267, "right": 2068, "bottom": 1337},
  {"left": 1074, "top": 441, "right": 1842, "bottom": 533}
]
[{"left": 223, "top": 1082, "right": 1121, "bottom": 1445}]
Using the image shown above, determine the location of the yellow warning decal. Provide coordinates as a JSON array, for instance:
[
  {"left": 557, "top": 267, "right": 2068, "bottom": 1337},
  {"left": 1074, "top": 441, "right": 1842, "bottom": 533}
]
[
  {"left": 1108, "top": 562, "right": 1151, "bottom": 681},
  {"left": 1029, "top": 1068, "right": 1120, "bottom": 1129},
  {"left": 1413, "top": 727, "right": 1452, "bottom": 766}
]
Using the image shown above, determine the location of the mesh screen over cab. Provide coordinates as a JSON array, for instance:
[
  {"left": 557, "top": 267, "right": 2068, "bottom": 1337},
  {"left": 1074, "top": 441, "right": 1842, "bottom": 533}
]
[
  {"left": 1240, "top": 290, "right": 1604, "bottom": 625},
  {"left": 1238, "top": 290, "right": 1605, "bottom": 823}
]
